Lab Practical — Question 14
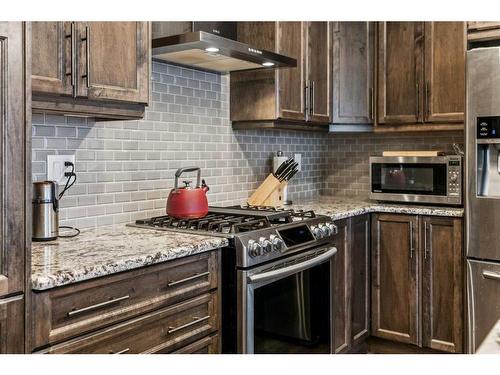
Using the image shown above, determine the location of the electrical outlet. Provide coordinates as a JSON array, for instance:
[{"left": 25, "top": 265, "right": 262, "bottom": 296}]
[
  {"left": 47, "top": 155, "right": 75, "bottom": 185},
  {"left": 294, "top": 153, "right": 302, "bottom": 172}
]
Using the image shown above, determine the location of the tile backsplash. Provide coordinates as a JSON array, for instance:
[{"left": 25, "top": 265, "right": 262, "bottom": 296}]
[
  {"left": 32, "top": 60, "right": 464, "bottom": 230},
  {"left": 32, "top": 61, "right": 330, "bottom": 229}
]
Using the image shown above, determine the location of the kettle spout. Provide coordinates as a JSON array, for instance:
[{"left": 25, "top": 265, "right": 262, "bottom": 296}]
[{"left": 201, "top": 179, "right": 210, "bottom": 193}]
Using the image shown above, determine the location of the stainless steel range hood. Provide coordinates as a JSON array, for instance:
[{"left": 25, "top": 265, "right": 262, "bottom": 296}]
[{"left": 152, "top": 31, "right": 297, "bottom": 73}]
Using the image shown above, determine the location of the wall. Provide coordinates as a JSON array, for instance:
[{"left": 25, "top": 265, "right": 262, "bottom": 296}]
[
  {"left": 32, "top": 61, "right": 330, "bottom": 229},
  {"left": 32, "top": 61, "right": 464, "bottom": 230}
]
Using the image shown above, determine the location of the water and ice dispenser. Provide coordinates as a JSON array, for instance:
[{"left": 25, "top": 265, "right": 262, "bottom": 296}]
[{"left": 476, "top": 116, "right": 500, "bottom": 197}]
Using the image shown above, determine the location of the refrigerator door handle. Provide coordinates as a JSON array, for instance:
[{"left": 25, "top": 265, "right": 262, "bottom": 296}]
[{"left": 482, "top": 270, "right": 500, "bottom": 281}]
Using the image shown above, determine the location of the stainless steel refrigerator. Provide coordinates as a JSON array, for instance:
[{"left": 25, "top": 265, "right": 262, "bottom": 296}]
[{"left": 466, "top": 46, "right": 500, "bottom": 353}]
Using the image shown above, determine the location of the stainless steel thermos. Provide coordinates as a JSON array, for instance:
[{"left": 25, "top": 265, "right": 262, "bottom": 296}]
[{"left": 32, "top": 181, "right": 59, "bottom": 241}]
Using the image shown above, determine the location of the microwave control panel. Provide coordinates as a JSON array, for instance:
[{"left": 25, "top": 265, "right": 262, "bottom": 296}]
[
  {"left": 477, "top": 116, "right": 500, "bottom": 138},
  {"left": 447, "top": 157, "right": 462, "bottom": 197}
]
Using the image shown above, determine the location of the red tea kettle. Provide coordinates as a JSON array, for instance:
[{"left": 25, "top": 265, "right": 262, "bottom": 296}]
[{"left": 167, "top": 167, "right": 210, "bottom": 219}]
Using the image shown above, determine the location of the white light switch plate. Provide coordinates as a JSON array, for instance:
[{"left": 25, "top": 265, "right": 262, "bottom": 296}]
[
  {"left": 47, "top": 155, "right": 75, "bottom": 185},
  {"left": 294, "top": 153, "right": 302, "bottom": 172}
]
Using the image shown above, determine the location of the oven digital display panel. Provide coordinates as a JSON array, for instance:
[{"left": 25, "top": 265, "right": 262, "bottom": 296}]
[{"left": 278, "top": 225, "right": 315, "bottom": 247}]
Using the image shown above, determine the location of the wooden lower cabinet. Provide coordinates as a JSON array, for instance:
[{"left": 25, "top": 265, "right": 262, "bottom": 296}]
[
  {"left": 0, "top": 295, "right": 25, "bottom": 354},
  {"left": 333, "top": 214, "right": 370, "bottom": 353},
  {"left": 32, "top": 251, "right": 221, "bottom": 354},
  {"left": 38, "top": 292, "right": 217, "bottom": 354},
  {"left": 173, "top": 334, "right": 219, "bottom": 354},
  {"left": 421, "top": 216, "right": 463, "bottom": 353},
  {"left": 371, "top": 213, "right": 463, "bottom": 353},
  {"left": 371, "top": 214, "right": 419, "bottom": 345}
]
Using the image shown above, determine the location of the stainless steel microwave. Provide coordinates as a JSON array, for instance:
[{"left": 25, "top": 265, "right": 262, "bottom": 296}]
[{"left": 369, "top": 155, "right": 462, "bottom": 205}]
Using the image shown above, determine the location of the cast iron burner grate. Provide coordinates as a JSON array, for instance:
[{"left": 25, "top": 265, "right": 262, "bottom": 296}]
[{"left": 135, "top": 213, "right": 271, "bottom": 234}]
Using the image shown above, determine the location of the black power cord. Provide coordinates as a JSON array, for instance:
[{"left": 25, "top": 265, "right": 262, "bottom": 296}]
[{"left": 58, "top": 161, "right": 80, "bottom": 238}]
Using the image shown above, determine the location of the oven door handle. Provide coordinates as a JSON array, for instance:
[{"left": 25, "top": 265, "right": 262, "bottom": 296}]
[{"left": 246, "top": 246, "right": 337, "bottom": 285}]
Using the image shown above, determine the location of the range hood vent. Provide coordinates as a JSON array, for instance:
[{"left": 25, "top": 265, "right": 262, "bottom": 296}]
[{"left": 152, "top": 31, "right": 297, "bottom": 73}]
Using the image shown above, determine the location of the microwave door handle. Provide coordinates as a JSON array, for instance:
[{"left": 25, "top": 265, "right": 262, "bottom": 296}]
[{"left": 246, "top": 246, "right": 337, "bottom": 285}]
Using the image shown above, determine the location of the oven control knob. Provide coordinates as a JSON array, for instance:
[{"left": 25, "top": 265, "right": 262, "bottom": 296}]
[
  {"left": 259, "top": 237, "right": 273, "bottom": 254},
  {"left": 326, "top": 223, "right": 338, "bottom": 236},
  {"left": 270, "top": 234, "right": 285, "bottom": 252},
  {"left": 319, "top": 223, "right": 331, "bottom": 237},
  {"left": 247, "top": 240, "right": 262, "bottom": 258},
  {"left": 311, "top": 225, "right": 324, "bottom": 238}
]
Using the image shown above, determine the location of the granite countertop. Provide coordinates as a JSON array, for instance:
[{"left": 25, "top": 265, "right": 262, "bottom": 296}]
[
  {"left": 288, "top": 196, "right": 464, "bottom": 220},
  {"left": 31, "top": 225, "right": 228, "bottom": 291}
]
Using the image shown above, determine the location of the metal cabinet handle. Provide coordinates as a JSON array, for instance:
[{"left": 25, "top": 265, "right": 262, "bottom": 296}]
[
  {"left": 369, "top": 87, "right": 374, "bottom": 121},
  {"left": 167, "top": 315, "right": 210, "bottom": 334},
  {"left": 67, "top": 295, "right": 130, "bottom": 317},
  {"left": 81, "top": 25, "right": 91, "bottom": 87},
  {"left": 425, "top": 82, "right": 430, "bottom": 120},
  {"left": 409, "top": 221, "right": 414, "bottom": 259},
  {"left": 111, "top": 348, "right": 130, "bottom": 354},
  {"left": 483, "top": 270, "right": 500, "bottom": 281},
  {"left": 304, "top": 80, "right": 310, "bottom": 120},
  {"left": 309, "top": 80, "right": 315, "bottom": 116},
  {"left": 65, "top": 23, "right": 77, "bottom": 97},
  {"left": 415, "top": 83, "right": 420, "bottom": 120},
  {"left": 167, "top": 271, "right": 210, "bottom": 287},
  {"left": 424, "top": 222, "right": 431, "bottom": 259}
]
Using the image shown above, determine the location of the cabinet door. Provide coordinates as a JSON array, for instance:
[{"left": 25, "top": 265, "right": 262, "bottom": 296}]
[
  {"left": 421, "top": 216, "right": 463, "bottom": 353},
  {"left": 77, "top": 22, "right": 150, "bottom": 104},
  {"left": 306, "top": 22, "right": 331, "bottom": 124},
  {"left": 377, "top": 22, "right": 424, "bottom": 125},
  {"left": 350, "top": 214, "right": 370, "bottom": 347},
  {"left": 424, "top": 22, "right": 465, "bottom": 123},
  {"left": 332, "top": 22, "right": 374, "bottom": 124},
  {"left": 31, "top": 21, "right": 73, "bottom": 96},
  {"left": 0, "top": 22, "right": 26, "bottom": 298},
  {"left": 0, "top": 295, "right": 24, "bottom": 354},
  {"left": 332, "top": 219, "right": 350, "bottom": 353},
  {"left": 371, "top": 214, "right": 419, "bottom": 345},
  {"left": 277, "top": 22, "right": 306, "bottom": 121}
]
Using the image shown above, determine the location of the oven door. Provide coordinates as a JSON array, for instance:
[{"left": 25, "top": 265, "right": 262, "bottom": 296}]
[
  {"left": 370, "top": 156, "right": 448, "bottom": 204},
  {"left": 237, "top": 245, "right": 336, "bottom": 354}
]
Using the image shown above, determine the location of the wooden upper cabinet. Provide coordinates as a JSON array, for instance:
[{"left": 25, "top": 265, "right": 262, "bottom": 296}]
[
  {"left": 421, "top": 216, "right": 463, "bottom": 353},
  {"left": 230, "top": 21, "right": 331, "bottom": 129},
  {"left": 277, "top": 22, "right": 306, "bottom": 122},
  {"left": 371, "top": 214, "right": 419, "bottom": 345},
  {"left": 377, "top": 22, "right": 424, "bottom": 125},
  {"left": 0, "top": 22, "right": 26, "bottom": 299},
  {"left": 32, "top": 22, "right": 73, "bottom": 96},
  {"left": 76, "top": 22, "right": 149, "bottom": 104},
  {"left": 377, "top": 21, "right": 465, "bottom": 130},
  {"left": 424, "top": 22, "right": 465, "bottom": 123},
  {"left": 306, "top": 22, "right": 331, "bottom": 123},
  {"left": 467, "top": 22, "right": 500, "bottom": 42},
  {"left": 31, "top": 21, "right": 150, "bottom": 119},
  {"left": 332, "top": 22, "right": 374, "bottom": 124}
]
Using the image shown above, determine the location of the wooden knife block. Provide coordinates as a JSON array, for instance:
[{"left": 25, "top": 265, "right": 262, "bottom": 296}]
[{"left": 247, "top": 174, "right": 288, "bottom": 207}]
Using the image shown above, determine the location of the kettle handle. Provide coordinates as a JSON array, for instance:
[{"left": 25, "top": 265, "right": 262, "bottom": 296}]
[{"left": 174, "top": 167, "right": 201, "bottom": 188}]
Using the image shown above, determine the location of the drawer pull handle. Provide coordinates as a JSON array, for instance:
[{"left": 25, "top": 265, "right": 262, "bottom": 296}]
[
  {"left": 167, "top": 271, "right": 210, "bottom": 287},
  {"left": 67, "top": 295, "right": 130, "bottom": 317},
  {"left": 167, "top": 315, "right": 210, "bottom": 335},
  {"left": 111, "top": 348, "right": 130, "bottom": 354},
  {"left": 483, "top": 270, "right": 500, "bottom": 281}
]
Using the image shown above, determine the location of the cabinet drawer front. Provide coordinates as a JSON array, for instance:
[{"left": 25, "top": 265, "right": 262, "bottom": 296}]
[
  {"left": 32, "top": 251, "right": 218, "bottom": 349},
  {"left": 171, "top": 334, "right": 219, "bottom": 354},
  {"left": 43, "top": 292, "right": 217, "bottom": 354}
]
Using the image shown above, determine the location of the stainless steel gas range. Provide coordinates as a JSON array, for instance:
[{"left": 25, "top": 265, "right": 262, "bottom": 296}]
[{"left": 132, "top": 206, "right": 338, "bottom": 354}]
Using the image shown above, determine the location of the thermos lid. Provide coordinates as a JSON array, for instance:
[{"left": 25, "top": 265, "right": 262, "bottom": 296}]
[{"left": 32, "top": 181, "right": 58, "bottom": 203}]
